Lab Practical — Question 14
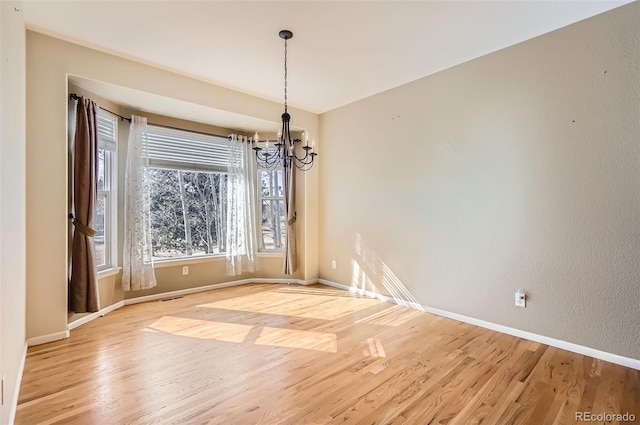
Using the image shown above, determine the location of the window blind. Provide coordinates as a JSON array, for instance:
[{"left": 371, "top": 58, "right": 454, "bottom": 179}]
[
  {"left": 97, "top": 110, "right": 117, "bottom": 151},
  {"left": 146, "top": 125, "right": 232, "bottom": 173}
]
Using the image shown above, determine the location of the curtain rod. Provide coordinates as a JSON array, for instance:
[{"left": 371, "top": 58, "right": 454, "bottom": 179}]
[
  {"left": 69, "top": 93, "right": 232, "bottom": 140},
  {"left": 69, "top": 93, "right": 130, "bottom": 122}
]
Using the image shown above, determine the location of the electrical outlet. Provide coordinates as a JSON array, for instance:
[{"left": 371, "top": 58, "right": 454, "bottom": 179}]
[
  {"left": 182, "top": 266, "right": 189, "bottom": 276},
  {"left": 331, "top": 260, "right": 337, "bottom": 269},
  {"left": 515, "top": 290, "right": 526, "bottom": 308}
]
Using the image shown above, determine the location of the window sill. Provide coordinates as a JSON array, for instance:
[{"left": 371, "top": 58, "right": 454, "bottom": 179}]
[
  {"left": 97, "top": 267, "right": 121, "bottom": 279},
  {"left": 257, "top": 251, "right": 284, "bottom": 258},
  {"left": 152, "top": 252, "right": 282, "bottom": 268},
  {"left": 153, "top": 255, "right": 225, "bottom": 269}
]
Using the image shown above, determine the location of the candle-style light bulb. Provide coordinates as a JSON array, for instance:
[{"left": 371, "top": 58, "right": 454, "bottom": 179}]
[
  {"left": 304, "top": 131, "right": 309, "bottom": 146},
  {"left": 311, "top": 138, "right": 315, "bottom": 151},
  {"left": 254, "top": 132, "right": 259, "bottom": 143},
  {"left": 277, "top": 128, "right": 282, "bottom": 141}
]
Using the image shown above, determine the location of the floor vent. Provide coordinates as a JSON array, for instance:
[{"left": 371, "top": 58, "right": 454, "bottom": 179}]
[{"left": 161, "top": 296, "right": 184, "bottom": 302}]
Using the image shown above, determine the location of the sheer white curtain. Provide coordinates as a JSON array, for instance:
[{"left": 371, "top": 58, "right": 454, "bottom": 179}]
[
  {"left": 226, "top": 134, "right": 258, "bottom": 275},
  {"left": 122, "top": 115, "right": 157, "bottom": 290}
]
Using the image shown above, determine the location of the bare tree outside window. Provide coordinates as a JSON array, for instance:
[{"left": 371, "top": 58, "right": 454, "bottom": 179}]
[
  {"left": 258, "top": 168, "right": 286, "bottom": 251},
  {"left": 148, "top": 168, "right": 227, "bottom": 259}
]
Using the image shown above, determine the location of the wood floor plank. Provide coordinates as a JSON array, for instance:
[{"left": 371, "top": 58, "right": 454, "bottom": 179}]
[{"left": 15, "top": 283, "right": 640, "bottom": 425}]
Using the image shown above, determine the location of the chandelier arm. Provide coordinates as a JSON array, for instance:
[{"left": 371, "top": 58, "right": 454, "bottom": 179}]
[
  {"left": 290, "top": 151, "right": 309, "bottom": 163},
  {"left": 292, "top": 159, "right": 315, "bottom": 171},
  {"left": 256, "top": 155, "right": 281, "bottom": 171},
  {"left": 296, "top": 155, "right": 315, "bottom": 167},
  {"left": 255, "top": 148, "right": 284, "bottom": 168}
]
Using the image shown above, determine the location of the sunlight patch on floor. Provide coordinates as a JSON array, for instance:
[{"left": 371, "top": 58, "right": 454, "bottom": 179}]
[
  {"left": 145, "top": 316, "right": 338, "bottom": 352},
  {"left": 363, "top": 338, "right": 386, "bottom": 358},
  {"left": 146, "top": 316, "right": 252, "bottom": 343},
  {"left": 197, "top": 290, "right": 382, "bottom": 320}
]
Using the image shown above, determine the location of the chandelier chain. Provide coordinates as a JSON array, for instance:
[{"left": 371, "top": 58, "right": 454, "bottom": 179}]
[{"left": 284, "top": 37, "right": 288, "bottom": 113}]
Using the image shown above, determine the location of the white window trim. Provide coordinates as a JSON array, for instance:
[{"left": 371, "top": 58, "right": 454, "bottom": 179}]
[
  {"left": 152, "top": 254, "right": 226, "bottom": 269},
  {"left": 97, "top": 267, "right": 121, "bottom": 279},
  {"left": 97, "top": 110, "right": 118, "bottom": 271},
  {"left": 256, "top": 164, "right": 285, "bottom": 253},
  {"left": 152, "top": 250, "right": 280, "bottom": 269}
]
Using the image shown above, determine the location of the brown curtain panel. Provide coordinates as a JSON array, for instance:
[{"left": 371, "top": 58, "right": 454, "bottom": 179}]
[
  {"left": 283, "top": 161, "right": 297, "bottom": 274},
  {"left": 69, "top": 97, "right": 99, "bottom": 313}
]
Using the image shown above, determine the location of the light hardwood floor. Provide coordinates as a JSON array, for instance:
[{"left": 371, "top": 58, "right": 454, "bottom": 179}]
[{"left": 16, "top": 283, "right": 639, "bottom": 425}]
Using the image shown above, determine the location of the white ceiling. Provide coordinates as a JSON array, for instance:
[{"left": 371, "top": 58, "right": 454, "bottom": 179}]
[{"left": 23, "top": 1, "right": 631, "bottom": 118}]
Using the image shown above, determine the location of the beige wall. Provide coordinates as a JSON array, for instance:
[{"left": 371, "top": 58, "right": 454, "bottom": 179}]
[
  {"left": 319, "top": 3, "right": 640, "bottom": 359},
  {"left": 1, "top": 1, "right": 27, "bottom": 423},
  {"left": 27, "top": 32, "right": 319, "bottom": 341}
]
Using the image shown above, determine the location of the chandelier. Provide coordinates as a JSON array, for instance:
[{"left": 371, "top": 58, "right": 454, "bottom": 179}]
[{"left": 252, "top": 30, "right": 317, "bottom": 171}]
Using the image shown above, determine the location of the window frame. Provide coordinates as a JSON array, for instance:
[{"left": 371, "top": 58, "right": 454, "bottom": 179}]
[
  {"left": 145, "top": 125, "right": 232, "bottom": 262},
  {"left": 256, "top": 163, "right": 286, "bottom": 253},
  {"left": 96, "top": 110, "right": 118, "bottom": 271}
]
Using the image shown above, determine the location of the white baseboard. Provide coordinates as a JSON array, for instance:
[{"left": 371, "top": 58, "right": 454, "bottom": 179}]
[
  {"left": 100, "top": 300, "right": 124, "bottom": 316},
  {"left": 7, "top": 342, "right": 27, "bottom": 425},
  {"left": 420, "top": 304, "right": 640, "bottom": 371},
  {"left": 319, "top": 279, "right": 407, "bottom": 304},
  {"left": 123, "top": 278, "right": 316, "bottom": 306},
  {"left": 67, "top": 312, "right": 100, "bottom": 331},
  {"left": 124, "top": 279, "right": 254, "bottom": 305},
  {"left": 67, "top": 300, "right": 126, "bottom": 331},
  {"left": 251, "top": 277, "right": 318, "bottom": 286},
  {"left": 318, "top": 279, "right": 640, "bottom": 371},
  {"left": 27, "top": 330, "right": 69, "bottom": 347}
]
